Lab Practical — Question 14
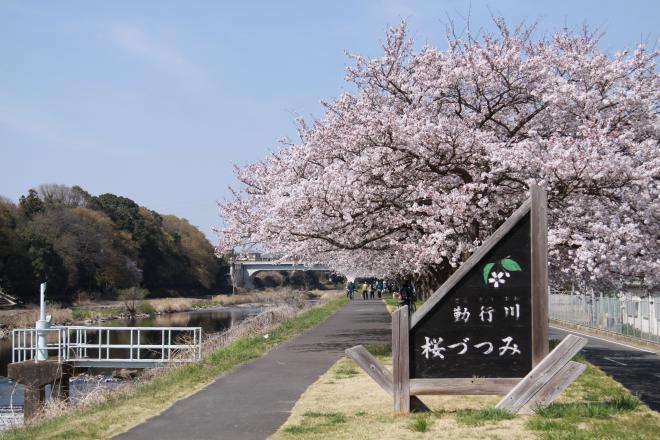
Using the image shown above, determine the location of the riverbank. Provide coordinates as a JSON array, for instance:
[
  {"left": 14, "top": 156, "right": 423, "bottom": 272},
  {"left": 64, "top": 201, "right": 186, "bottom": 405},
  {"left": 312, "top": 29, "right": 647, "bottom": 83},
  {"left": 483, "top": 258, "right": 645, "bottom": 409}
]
[
  {"left": 0, "top": 288, "right": 327, "bottom": 339},
  {"left": 0, "top": 293, "right": 348, "bottom": 440},
  {"left": 271, "top": 344, "right": 660, "bottom": 440}
]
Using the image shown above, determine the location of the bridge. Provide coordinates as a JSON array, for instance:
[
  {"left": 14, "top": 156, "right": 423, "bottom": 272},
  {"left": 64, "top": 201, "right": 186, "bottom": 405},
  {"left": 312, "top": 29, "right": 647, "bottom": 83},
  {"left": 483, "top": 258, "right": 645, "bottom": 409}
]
[{"left": 231, "top": 260, "right": 331, "bottom": 289}]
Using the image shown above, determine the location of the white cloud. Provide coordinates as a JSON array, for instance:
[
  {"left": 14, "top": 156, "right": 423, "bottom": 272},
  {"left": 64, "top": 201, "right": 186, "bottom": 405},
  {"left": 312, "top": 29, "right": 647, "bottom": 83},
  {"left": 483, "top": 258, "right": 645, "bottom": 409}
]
[{"left": 108, "top": 22, "right": 205, "bottom": 87}]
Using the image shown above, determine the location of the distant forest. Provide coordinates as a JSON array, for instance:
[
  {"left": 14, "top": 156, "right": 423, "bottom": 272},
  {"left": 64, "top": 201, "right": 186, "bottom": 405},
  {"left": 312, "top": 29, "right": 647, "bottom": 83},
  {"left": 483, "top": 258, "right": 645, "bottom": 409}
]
[{"left": 0, "top": 184, "right": 230, "bottom": 303}]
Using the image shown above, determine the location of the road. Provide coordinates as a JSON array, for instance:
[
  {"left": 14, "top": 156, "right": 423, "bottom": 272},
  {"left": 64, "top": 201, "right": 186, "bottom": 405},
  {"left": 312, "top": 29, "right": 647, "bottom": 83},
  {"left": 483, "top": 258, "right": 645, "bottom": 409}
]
[
  {"left": 115, "top": 299, "right": 391, "bottom": 440},
  {"left": 549, "top": 326, "right": 660, "bottom": 411}
]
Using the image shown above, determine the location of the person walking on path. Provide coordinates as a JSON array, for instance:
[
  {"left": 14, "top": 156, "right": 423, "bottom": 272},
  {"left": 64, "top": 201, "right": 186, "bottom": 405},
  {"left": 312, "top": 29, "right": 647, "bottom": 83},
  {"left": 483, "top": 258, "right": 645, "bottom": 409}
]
[
  {"left": 400, "top": 283, "right": 416, "bottom": 312},
  {"left": 362, "top": 282, "right": 368, "bottom": 300}
]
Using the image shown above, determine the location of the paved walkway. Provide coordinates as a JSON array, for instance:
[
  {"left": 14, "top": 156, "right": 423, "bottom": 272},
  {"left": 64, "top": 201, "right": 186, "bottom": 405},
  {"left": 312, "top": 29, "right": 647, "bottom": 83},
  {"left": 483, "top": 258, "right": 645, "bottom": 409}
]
[
  {"left": 550, "top": 326, "right": 660, "bottom": 411},
  {"left": 115, "top": 300, "right": 390, "bottom": 440}
]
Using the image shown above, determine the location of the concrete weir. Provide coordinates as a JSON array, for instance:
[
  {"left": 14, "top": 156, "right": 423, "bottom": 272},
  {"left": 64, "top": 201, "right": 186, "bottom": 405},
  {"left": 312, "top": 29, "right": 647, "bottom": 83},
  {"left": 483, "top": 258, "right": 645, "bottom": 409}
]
[{"left": 7, "top": 360, "right": 72, "bottom": 419}]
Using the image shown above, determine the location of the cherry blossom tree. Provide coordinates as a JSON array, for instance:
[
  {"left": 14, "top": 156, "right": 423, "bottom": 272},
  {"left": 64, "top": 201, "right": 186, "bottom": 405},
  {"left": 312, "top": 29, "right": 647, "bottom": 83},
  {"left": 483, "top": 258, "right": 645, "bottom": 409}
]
[{"left": 217, "top": 20, "right": 659, "bottom": 295}]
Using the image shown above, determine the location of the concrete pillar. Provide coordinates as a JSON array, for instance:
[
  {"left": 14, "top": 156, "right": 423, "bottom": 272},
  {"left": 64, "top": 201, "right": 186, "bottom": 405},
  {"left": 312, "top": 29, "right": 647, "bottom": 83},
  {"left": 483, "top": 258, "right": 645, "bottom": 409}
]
[
  {"left": 7, "top": 360, "right": 71, "bottom": 420},
  {"left": 23, "top": 384, "right": 45, "bottom": 420}
]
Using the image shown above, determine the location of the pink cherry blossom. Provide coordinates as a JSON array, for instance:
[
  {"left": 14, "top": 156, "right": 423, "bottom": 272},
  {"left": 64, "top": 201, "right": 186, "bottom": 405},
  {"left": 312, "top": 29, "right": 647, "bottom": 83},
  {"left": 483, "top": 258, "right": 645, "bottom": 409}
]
[{"left": 216, "top": 19, "right": 659, "bottom": 295}]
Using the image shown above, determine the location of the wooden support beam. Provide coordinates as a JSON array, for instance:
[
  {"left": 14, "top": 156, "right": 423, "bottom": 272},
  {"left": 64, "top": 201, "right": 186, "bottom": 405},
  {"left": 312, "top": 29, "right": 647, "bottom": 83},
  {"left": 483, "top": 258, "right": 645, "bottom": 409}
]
[
  {"left": 392, "top": 306, "right": 411, "bottom": 413},
  {"left": 410, "top": 378, "right": 521, "bottom": 396},
  {"left": 519, "top": 361, "right": 586, "bottom": 414},
  {"left": 496, "top": 334, "right": 587, "bottom": 413},
  {"left": 345, "top": 345, "right": 393, "bottom": 397},
  {"left": 345, "top": 344, "right": 430, "bottom": 412}
]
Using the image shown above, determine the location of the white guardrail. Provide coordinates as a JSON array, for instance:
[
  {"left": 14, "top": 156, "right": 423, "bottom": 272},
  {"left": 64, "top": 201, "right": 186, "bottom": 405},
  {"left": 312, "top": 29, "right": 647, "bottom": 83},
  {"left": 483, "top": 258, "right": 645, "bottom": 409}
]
[{"left": 12, "top": 326, "right": 202, "bottom": 369}]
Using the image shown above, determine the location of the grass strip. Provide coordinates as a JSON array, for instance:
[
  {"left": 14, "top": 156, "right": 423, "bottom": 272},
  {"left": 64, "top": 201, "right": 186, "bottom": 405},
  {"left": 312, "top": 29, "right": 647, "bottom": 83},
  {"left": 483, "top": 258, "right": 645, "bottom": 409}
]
[
  {"left": 456, "top": 408, "right": 515, "bottom": 426},
  {"left": 272, "top": 345, "right": 659, "bottom": 440},
  {"left": 283, "top": 411, "right": 348, "bottom": 435},
  {"left": 1, "top": 297, "right": 348, "bottom": 440}
]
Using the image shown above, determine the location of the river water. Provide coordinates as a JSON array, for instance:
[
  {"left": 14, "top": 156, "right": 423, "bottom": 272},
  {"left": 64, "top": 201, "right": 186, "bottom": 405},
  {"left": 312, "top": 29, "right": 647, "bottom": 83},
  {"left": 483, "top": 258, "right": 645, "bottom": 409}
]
[{"left": 0, "top": 305, "right": 264, "bottom": 410}]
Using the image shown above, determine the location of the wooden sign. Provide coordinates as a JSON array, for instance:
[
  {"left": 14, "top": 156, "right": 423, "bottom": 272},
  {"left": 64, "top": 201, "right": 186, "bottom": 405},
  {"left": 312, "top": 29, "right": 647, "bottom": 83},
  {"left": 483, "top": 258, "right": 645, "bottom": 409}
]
[
  {"left": 411, "top": 212, "right": 534, "bottom": 379},
  {"left": 347, "top": 185, "right": 587, "bottom": 414}
]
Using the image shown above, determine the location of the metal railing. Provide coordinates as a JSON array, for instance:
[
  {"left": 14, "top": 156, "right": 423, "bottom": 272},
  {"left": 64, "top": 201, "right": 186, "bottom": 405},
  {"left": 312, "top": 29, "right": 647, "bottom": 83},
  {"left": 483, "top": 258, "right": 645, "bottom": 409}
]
[
  {"left": 12, "top": 326, "right": 202, "bottom": 368},
  {"left": 549, "top": 292, "right": 660, "bottom": 343},
  {"left": 12, "top": 327, "right": 66, "bottom": 363}
]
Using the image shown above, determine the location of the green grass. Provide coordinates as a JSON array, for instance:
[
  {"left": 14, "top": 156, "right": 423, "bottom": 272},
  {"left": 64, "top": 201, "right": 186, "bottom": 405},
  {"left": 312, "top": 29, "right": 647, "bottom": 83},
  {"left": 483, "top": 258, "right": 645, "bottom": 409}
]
[
  {"left": 333, "top": 363, "right": 359, "bottom": 379},
  {"left": 537, "top": 394, "right": 640, "bottom": 419},
  {"left": 109, "top": 307, "right": 128, "bottom": 316},
  {"left": 71, "top": 307, "right": 91, "bottom": 320},
  {"left": 407, "top": 413, "right": 432, "bottom": 432},
  {"left": 526, "top": 360, "right": 656, "bottom": 440},
  {"left": 363, "top": 343, "right": 391, "bottom": 359},
  {"left": 191, "top": 300, "right": 224, "bottom": 310},
  {"left": 283, "top": 411, "right": 347, "bottom": 435},
  {"left": 136, "top": 300, "right": 156, "bottom": 314},
  {"left": 272, "top": 339, "right": 659, "bottom": 440},
  {"left": 527, "top": 412, "right": 660, "bottom": 440},
  {"left": 1, "top": 297, "right": 348, "bottom": 440},
  {"left": 525, "top": 340, "right": 654, "bottom": 439},
  {"left": 456, "top": 408, "right": 516, "bottom": 426},
  {"left": 382, "top": 292, "right": 400, "bottom": 310}
]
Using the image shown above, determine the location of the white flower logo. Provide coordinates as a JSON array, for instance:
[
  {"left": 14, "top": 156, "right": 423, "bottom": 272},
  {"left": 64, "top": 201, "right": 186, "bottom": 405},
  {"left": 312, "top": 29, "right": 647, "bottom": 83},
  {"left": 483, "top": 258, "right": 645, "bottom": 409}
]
[
  {"left": 483, "top": 257, "right": 520, "bottom": 288},
  {"left": 488, "top": 271, "right": 508, "bottom": 288}
]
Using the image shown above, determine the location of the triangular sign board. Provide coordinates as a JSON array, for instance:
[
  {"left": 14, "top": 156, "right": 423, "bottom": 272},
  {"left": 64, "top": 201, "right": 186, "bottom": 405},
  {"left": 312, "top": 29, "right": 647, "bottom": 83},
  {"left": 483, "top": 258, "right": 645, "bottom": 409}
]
[
  {"left": 410, "top": 185, "right": 549, "bottom": 379},
  {"left": 347, "top": 185, "right": 585, "bottom": 414}
]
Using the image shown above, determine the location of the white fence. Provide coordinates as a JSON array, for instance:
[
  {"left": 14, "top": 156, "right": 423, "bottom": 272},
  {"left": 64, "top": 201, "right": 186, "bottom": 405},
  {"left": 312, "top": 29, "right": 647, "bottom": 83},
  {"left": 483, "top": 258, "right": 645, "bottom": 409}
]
[
  {"left": 12, "top": 326, "right": 202, "bottom": 368},
  {"left": 549, "top": 292, "right": 660, "bottom": 343}
]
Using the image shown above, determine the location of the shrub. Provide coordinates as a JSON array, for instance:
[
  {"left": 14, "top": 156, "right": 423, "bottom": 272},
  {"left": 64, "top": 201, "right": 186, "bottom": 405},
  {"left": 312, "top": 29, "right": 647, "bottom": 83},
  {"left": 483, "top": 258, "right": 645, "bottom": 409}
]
[
  {"left": 137, "top": 300, "right": 156, "bottom": 315},
  {"left": 117, "top": 287, "right": 149, "bottom": 316},
  {"left": 72, "top": 307, "right": 92, "bottom": 320}
]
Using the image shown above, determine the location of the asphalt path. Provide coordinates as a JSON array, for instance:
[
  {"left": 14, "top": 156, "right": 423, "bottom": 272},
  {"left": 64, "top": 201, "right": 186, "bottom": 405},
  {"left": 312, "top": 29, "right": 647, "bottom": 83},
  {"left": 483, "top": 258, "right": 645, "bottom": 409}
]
[
  {"left": 115, "top": 300, "right": 391, "bottom": 440},
  {"left": 549, "top": 326, "right": 660, "bottom": 411}
]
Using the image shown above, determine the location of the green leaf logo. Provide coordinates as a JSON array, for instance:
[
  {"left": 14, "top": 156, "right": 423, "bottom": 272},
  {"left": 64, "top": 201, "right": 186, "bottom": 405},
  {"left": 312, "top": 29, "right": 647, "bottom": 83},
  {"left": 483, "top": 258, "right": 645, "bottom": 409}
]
[
  {"left": 482, "top": 257, "right": 522, "bottom": 286},
  {"left": 483, "top": 262, "right": 495, "bottom": 284},
  {"left": 500, "top": 258, "right": 522, "bottom": 272}
]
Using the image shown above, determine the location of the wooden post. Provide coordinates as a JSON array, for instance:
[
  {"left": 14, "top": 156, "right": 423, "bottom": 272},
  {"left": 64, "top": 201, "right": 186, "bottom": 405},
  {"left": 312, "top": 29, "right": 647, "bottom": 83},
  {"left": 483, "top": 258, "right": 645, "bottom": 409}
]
[
  {"left": 392, "top": 306, "right": 410, "bottom": 413},
  {"left": 530, "top": 184, "right": 549, "bottom": 366}
]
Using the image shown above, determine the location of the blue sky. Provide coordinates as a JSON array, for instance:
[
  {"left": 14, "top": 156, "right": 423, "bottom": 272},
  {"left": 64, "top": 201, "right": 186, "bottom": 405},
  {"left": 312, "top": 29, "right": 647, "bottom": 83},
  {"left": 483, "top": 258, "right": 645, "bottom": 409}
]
[{"left": 1, "top": 1, "right": 658, "bottom": 241}]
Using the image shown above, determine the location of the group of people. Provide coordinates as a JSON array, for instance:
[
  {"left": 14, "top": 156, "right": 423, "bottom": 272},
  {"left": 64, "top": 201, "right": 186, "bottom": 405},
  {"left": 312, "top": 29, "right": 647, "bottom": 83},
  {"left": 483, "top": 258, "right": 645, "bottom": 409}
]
[
  {"left": 345, "top": 280, "right": 416, "bottom": 310},
  {"left": 345, "top": 280, "right": 384, "bottom": 300}
]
